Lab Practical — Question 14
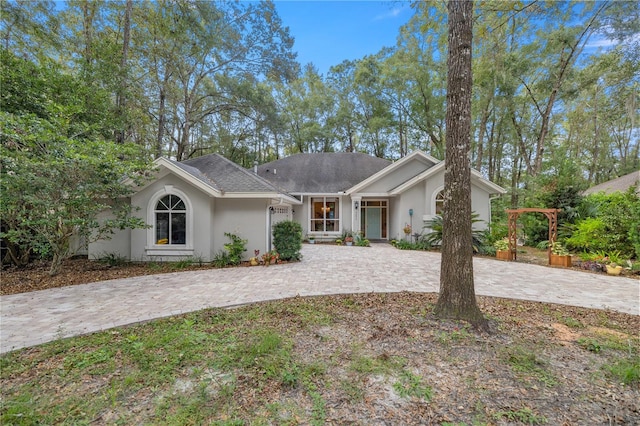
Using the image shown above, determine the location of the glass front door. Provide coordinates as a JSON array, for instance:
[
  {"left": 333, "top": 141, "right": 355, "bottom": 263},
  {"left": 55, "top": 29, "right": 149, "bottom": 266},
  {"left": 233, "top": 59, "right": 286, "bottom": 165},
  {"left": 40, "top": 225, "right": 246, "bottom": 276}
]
[
  {"left": 360, "top": 200, "right": 388, "bottom": 240},
  {"left": 365, "top": 208, "right": 381, "bottom": 239}
]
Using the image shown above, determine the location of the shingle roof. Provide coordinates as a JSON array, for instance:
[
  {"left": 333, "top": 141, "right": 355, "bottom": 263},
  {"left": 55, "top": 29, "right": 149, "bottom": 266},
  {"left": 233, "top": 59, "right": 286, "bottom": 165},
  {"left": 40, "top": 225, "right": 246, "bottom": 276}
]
[
  {"left": 257, "top": 152, "right": 392, "bottom": 193},
  {"left": 178, "top": 154, "right": 282, "bottom": 193},
  {"left": 583, "top": 171, "right": 640, "bottom": 195}
]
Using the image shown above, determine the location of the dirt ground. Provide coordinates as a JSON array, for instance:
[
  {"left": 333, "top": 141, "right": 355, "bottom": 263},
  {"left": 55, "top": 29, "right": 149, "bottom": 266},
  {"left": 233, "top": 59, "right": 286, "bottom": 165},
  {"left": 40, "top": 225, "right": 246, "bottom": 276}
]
[
  {"left": 1, "top": 293, "right": 639, "bottom": 424},
  {"left": 1, "top": 250, "right": 639, "bottom": 424}
]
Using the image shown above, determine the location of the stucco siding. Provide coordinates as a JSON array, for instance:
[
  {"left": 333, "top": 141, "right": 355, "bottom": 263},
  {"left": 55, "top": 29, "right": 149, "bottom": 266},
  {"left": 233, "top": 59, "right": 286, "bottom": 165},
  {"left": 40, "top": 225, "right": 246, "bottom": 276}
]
[
  {"left": 395, "top": 184, "right": 426, "bottom": 239},
  {"left": 88, "top": 208, "right": 132, "bottom": 260},
  {"left": 358, "top": 158, "right": 430, "bottom": 193},
  {"left": 470, "top": 182, "right": 492, "bottom": 229},
  {"left": 130, "top": 174, "right": 213, "bottom": 262},
  {"left": 214, "top": 198, "right": 269, "bottom": 259},
  {"left": 419, "top": 168, "right": 492, "bottom": 231}
]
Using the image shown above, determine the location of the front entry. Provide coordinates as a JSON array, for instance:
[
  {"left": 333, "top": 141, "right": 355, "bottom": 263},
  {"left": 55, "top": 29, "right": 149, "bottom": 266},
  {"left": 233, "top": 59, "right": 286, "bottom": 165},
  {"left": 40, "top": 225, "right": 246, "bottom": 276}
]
[{"left": 360, "top": 200, "right": 388, "bottom": 240}]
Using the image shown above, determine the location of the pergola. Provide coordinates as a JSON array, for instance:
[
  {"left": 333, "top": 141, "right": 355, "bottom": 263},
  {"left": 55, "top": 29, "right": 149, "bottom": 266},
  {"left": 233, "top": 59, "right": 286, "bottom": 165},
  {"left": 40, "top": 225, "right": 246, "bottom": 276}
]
[{"left": 505, "top": 208, "right": 560, "bottom": 263}]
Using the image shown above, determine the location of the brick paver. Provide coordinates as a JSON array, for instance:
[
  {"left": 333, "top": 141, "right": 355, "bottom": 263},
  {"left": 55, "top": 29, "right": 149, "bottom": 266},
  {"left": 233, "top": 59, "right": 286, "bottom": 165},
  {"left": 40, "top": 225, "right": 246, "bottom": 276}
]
[{"left": 1, "top": 244, "right": 638, "bottom": 353}]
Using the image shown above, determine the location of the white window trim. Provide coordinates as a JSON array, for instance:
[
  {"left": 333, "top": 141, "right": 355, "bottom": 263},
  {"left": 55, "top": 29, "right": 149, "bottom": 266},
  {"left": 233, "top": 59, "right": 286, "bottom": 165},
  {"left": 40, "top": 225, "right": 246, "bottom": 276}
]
[
  {"left": 146, "top": 186, "right": 194, "bottom": 253},
  {"left": 308, "top": 196, "right": 342, "bottom": 235},
  {"left": 431, "top": 185, "right": 445, "bottom": 216}
]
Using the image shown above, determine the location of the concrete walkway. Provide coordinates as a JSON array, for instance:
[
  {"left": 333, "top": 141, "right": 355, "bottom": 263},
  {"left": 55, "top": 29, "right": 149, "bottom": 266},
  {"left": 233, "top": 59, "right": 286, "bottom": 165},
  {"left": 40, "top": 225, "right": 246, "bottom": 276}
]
[{"left": 1, "top": 244, "right": 638, "bottom": 354}]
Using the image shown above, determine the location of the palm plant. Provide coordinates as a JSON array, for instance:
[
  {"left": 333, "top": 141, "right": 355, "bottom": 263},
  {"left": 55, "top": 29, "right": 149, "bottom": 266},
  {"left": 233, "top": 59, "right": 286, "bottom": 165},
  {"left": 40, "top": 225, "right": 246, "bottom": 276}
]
[{"left": 422, "top": 214, "right": 486, "bottom": 253}]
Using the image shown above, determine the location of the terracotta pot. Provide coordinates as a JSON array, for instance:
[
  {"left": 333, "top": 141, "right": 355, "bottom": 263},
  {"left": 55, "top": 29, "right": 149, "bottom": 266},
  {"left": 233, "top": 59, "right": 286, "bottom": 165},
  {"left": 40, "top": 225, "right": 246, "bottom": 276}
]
[
  {"left": 606, "top": 265, "right": 623, "bottom": 276},
  {"left": 496, "top": 250, "right": 512, "bottom": 261},
  {"left": 550, "top": 254, "right": 572, "bottom": 267}
]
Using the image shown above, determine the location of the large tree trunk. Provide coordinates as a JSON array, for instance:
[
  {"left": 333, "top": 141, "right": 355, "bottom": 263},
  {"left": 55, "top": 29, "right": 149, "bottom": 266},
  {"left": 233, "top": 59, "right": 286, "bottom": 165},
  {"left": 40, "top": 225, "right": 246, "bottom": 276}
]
[{"left": 434, "top": 0, "right": 488, "bottom": 331}]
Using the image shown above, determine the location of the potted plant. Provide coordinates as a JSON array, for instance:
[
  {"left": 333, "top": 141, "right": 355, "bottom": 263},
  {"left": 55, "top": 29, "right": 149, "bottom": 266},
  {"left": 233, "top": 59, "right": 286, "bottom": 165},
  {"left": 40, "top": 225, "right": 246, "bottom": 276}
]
[
  {"left": 308, "top": 235, "right": 316, "bottom": 244},
  {"left": 550, "top": 242, "right": 572, "bottom": 267},
  {"left": 494, "top": 238, "right": 511, "bottom": 260},
  {"left": 261, "top": 250, "right": 280, "bottom": 266},
  {"left": 249, "top": 249, "right": 260, "bottom": 266},
  {"left": 344, "top": 235, "right": 354, "bottom": 246},
  {"left": 605, "top": 262, "right": 623, "bottom": 276}
]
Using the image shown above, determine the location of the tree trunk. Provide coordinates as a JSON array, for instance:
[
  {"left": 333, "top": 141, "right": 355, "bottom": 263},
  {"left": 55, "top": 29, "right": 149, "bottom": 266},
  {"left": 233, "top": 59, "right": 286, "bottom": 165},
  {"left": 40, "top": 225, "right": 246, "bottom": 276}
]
[{"left": 434, "top": 0, "right": 488, "bottom": 331}]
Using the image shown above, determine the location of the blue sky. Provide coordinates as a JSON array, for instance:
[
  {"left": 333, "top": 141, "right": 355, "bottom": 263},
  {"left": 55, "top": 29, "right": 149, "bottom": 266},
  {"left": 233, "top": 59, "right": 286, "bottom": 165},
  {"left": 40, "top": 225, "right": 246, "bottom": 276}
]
[{"left": 274, "top": 1, "right": 414, "bottom": 75}]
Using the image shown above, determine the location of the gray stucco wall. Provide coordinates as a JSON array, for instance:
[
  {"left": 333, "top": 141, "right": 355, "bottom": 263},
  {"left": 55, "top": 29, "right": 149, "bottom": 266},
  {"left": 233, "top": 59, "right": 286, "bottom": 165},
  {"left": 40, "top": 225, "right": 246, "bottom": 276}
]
[
  {"left": 357, "top": 157, "right": 430, "bottom": 194},
  {"left": 214, "top": 198, "right": 270, "bottom": 259},
  {"left": 395, "top": 184, "right": 425, "bottom": 239},
  {"left": 128, "top": 174, "right": 213, "bottom": 262},
  {"left": 88, "top": 207, "right": 132, "bottom": 260},
  {"left": 421, "top": 168, "right": 492, "bottom": 230}
]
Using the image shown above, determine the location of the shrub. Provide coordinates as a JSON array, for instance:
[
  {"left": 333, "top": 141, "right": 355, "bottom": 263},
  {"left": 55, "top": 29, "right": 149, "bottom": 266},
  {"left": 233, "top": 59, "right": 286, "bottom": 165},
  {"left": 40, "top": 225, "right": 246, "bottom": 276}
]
[
  {"left": 212, "top": 250, "right": 232, "bottom": 268},
  {"left": 566, "top": 189, "right": 640, "bottom": 259},
  {"left": 272, "top": 220, "right": 303, "bottom": 261},
  {"left": 423, "top": 214, "right": 486, "bottom": 252},
  {"left": 223, "top": 232, "right": 247, "bottom": 265},
  {"left": 98, "top": 252, "right": 128, "bottom": 267},
  {"left": 494, "top": 238, "right": 509, "bottom": 251}
]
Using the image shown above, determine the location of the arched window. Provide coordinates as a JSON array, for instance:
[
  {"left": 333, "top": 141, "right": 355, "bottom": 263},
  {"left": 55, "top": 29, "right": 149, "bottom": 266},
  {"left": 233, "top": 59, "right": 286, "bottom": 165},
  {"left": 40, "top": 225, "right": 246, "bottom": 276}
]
[
  {"left": 435, "top": 190, "right": 445, "bottom": 215},
  {"left": 154, "top": 194, "right": 186, "bottom": 245}
]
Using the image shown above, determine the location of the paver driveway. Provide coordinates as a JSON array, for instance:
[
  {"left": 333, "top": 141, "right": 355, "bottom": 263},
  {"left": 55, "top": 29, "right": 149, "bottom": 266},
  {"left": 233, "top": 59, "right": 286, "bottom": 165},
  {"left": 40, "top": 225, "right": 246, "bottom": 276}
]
[{"left": 1, "top": 244, "right": 638, "bottom": 354}]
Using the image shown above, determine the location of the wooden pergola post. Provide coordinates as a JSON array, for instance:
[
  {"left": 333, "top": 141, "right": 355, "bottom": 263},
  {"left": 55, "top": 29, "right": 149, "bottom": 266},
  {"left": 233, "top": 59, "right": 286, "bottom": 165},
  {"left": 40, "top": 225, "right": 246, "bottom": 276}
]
[{"left": 505, "top": 208, "right": 560, "bottom": 263}]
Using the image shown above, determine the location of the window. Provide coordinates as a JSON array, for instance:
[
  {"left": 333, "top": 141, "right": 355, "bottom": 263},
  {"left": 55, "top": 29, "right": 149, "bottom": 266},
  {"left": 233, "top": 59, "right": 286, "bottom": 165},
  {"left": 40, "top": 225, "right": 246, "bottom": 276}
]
[
  {"left": 310, "top": 197, "right": 339, "bottom": 232},
  {"left": 435, "top": 190, "right": 445, "bottom": 215},
  {"left": 155, "top": 194, "right": 186, "bottom": 245}
]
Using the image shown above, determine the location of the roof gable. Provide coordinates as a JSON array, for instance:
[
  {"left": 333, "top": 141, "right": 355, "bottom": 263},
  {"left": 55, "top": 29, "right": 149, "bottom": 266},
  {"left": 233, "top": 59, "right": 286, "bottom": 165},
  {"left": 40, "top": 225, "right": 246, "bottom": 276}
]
[
  {"left": 346, "top": 150, "right": 439, "bottom": 194},
  {"left": 257, "top": 152, "right": 391, "bottom": 193},
  {"left": 389, "top": 161, "right": 507, "bottom": 195}
]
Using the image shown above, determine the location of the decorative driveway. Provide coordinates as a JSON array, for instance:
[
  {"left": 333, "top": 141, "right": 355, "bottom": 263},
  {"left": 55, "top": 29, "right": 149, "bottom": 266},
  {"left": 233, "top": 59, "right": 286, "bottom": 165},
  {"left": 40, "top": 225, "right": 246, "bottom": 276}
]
[{"left": 1, "top": 244, "right": 638, "bottom": 354}]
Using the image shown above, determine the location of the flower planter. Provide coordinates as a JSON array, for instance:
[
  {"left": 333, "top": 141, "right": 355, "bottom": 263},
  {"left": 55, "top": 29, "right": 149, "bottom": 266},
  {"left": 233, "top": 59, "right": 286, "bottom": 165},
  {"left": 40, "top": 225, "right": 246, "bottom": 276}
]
[
  {"left": 308, "top": 239, "right": 315, "bottom": 244},
  {"left": 345, "top": 241, "right": 353, "bottom": 246},
  {"left": 606, "top": 265, "right": 623, "bottom": 276},
  {"left": 496, "top": 250, "right": 512, "bottom": 261},
  {"left": 550, "top": 254, "right": 572, "bottom": 267}
]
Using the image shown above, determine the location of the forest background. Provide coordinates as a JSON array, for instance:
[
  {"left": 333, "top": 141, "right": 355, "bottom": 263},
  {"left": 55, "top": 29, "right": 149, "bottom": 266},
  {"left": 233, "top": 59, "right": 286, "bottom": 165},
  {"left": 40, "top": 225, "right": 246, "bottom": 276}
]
[{"left": 1, "top": 0, "right": 639, "bottom": 268}]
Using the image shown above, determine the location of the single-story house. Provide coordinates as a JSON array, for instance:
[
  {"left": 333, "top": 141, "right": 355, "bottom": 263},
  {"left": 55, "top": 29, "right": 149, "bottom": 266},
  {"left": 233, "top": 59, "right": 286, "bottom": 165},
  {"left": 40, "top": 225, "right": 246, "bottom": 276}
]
[
  {"left": 582, "top": 170, "right": 640, "bottom": 196},
  {"left": 89, "top": 150, "right": 506, "bottom": 262}
]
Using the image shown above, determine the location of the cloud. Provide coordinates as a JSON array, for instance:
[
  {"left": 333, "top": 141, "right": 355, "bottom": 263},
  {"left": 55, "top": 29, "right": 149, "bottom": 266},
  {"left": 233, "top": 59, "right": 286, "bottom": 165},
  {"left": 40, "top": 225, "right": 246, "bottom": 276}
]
[
  {"left": 373, "top": 6, "right": 407, "bottom": 21},
  {"left": 585, "top": 38, "right": 618, "bottom": 48}
]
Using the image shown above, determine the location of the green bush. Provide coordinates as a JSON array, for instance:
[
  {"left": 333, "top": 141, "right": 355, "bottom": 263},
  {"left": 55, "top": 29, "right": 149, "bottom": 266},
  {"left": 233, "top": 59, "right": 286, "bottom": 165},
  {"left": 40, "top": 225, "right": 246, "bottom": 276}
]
[
  {"left": 272, "top": 220, "right": 303, "bottom": 261},
  {"left": 223, "top": 232, "right": 247, "bottom": 265},
  {"left": 566, "top": 189, "right": 640, "bottom": 259},
  {"left": 422, "top": 214, "right": 486, "bottom": 252},
  {"left": 565, "top": 217, "right": 606, "bottom": 252}
]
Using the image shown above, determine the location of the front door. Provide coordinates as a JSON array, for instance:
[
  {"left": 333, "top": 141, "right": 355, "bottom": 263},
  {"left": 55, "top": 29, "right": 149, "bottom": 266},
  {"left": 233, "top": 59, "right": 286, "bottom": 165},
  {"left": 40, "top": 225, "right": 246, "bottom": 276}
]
[
  {"left": 360, "top": 200, "right": 387, "bottom": 240},
  {"left": 365, "top": 208, "right": 381, "bottom": 239}
]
